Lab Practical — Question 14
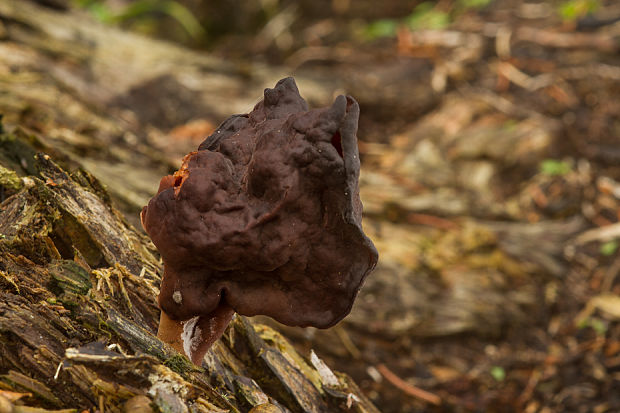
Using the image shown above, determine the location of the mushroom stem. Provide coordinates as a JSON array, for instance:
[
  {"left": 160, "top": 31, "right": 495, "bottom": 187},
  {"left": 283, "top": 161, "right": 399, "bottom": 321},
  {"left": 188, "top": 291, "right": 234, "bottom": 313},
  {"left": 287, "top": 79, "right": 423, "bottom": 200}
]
[
  {"left": 157, "top": 304, "right": 235, "bottom": 365},
  {"left": 157, "top": 311, "right": 185, "bottom": 353}
]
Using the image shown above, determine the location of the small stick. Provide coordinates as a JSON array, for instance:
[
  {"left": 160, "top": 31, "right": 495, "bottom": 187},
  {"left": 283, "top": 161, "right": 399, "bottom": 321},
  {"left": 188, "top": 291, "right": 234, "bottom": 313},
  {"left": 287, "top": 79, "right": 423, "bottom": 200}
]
[
  {"left": 407, "top": 213, "right": 459, "bottom": 230},
  {"left": 334, "top": 326, "right": 362, "bottom": 359},
  {"left": 376, "top": 364, "right": 441, "bottom": 406},
  {"left": 516, "top": 27, "right": 618, "bottom": 52}
]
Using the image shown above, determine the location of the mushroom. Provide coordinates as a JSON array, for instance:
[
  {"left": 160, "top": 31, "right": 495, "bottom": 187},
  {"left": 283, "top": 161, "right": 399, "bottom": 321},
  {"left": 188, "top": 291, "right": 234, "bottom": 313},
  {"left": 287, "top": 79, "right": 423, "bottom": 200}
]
[{"left": 141, "top": 77, "right": 378, "bottom": 364}]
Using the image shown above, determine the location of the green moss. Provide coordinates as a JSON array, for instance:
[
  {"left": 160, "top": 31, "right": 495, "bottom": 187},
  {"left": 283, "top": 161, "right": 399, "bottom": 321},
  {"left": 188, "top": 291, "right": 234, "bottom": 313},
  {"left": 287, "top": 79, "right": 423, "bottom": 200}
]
[
  {"left": 50, "top": 260, "right": 92, "bottom": 295},
  {"left": 48, "top": 260, "right": 93, "bottom": 315},
  {"left": 0, "top": 165, "right": 22, "bottom": 190},
  {"left": 163, "top": 354, "right": 196, "bottom": 375}
]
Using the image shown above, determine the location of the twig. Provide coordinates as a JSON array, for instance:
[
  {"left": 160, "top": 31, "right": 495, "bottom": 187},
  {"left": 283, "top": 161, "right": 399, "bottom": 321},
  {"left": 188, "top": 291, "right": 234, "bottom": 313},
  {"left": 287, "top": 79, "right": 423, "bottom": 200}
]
[
  {"left": 601, "top": 257, "right": 620, "bottom": 293},
  {"left": 0, "top": 390, "right": 32, "bottom": 402},
  {"left": 334, "top": 326, "right": 362, "bottom": 359},
  {"left": 53, "top": 361, "right": 63, "bottom": 380},
  {"left": 407, "top": 213, "right": 459, "bottom": 230},
  {"left": 572, "top": 222, "right": 620, "bottom": 245},
  {"left": 495, "top": 25, "right": 512, "bottom": 59},
  {"left": 496, "top": 61, "right": 555, "bottom": 91},
  {"left": 253, "top": 3, "right": 298, "bottom": 51},
  {"left": 516, "top": 369, "right": 541, "bottom": 409},
  {"left": 398, "top": 29, "right": 483, "bottom": 50},
  {"left": 515, "top": 27, "right": 618, "bottom": 52},
  {"left": 461, "top": 85, "right": 549, "bottom": 121},
  {"left": 560, "top": 64, "right": 620, "bottom": 81},
  {"left": 286, "top": 46, "right": 355, "bottom": 68},
  {"left": 376, "top": 364, "right": 442, "bottom": 406},
  {"left": 114, "top": 264, "right": 133, "bottom": 310}
]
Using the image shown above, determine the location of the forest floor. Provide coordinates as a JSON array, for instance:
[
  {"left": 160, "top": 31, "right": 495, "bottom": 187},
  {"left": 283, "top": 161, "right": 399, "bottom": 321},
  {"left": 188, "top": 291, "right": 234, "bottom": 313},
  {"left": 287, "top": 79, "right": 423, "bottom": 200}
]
[
  {"left": 2, "top": 0, "right": 620, "bottom": 412},
  {"left": 217, "top": 1, "right": 620, "bottom": 412}
]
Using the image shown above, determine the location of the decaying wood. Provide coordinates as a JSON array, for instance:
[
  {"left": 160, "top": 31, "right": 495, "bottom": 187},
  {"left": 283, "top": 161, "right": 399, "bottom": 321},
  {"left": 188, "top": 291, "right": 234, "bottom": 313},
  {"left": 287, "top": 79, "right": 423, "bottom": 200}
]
[{"left": 0, "top": 128, "right": 379, "bottom": 412}]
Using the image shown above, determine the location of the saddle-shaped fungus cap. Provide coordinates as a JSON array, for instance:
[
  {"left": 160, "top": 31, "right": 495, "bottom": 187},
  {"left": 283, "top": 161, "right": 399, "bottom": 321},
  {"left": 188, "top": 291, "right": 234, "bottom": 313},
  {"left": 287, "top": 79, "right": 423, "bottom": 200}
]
[{"left": 141, "top": 77, "right": 378, "bottom": 364}]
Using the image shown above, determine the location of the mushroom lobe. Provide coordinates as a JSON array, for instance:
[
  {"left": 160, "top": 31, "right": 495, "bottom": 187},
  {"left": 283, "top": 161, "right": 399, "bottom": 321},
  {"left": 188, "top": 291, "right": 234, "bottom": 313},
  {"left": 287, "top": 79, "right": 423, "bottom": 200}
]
[{"left": 142, "top": 77, "right": 378, "bottom": 329}]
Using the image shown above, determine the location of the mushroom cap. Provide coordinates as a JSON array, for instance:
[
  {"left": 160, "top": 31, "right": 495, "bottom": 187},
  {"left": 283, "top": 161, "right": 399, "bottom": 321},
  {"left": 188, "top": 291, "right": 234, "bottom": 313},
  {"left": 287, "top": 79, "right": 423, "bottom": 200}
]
[{"left": 142, "top": 77, "right": 378, "bottom": 328}]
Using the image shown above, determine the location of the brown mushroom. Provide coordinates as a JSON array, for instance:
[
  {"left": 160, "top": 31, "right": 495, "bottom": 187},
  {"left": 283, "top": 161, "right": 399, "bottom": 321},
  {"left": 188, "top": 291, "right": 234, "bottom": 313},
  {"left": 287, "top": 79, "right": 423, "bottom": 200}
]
[{"left": 141, "top": 77, "right": 378, "bottom": 364}]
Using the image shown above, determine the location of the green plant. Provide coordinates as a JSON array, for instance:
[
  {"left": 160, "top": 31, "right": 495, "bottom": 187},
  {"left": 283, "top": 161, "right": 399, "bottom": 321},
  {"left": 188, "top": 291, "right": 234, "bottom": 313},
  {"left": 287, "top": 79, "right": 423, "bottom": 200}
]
[
  {"left": 558, "top": 0, "right": 600, "bottom": 21},
  {"left": 578, "top": 317, "right": 607, "bottom": 336},
  {"left": 72, "top": 0, "right": 205, "bottom": 39},
  {"left": 457, "top": 0, "right": 492, "bottom": 10},
  {"left": 72, "top": 0, "right": 113, "bottom": 21},
  {"left": 363, "top": 0, "right": 493, "bottom": 40},
  {"left": 490, "top": 366, "right": 506, "bottom": 381},
  {"left": 539, "top": 159, "right": 572, "bottom": 176},
  {"left": 364, "top": 19, "right": 399, "bottom": 39},
  {"left": 406, "top": 2, "right": 451, "bottom": 30},
  {"left": 600, "top": 240, "right": 619, "bottom": 256}
]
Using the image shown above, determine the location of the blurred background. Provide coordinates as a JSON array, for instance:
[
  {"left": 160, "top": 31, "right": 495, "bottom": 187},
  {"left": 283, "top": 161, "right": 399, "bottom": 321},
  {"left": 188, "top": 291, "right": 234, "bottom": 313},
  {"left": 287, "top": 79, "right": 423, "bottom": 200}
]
[{"left": 1, "top": 0, "right": 620, "bottom": 411}]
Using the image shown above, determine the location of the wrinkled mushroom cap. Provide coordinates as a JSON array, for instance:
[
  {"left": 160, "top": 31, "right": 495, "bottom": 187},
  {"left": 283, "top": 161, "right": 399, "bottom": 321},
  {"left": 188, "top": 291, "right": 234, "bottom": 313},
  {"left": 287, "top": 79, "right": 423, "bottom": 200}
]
[{"left": 142, "top": 77, "right": 378, "bottom": 328}]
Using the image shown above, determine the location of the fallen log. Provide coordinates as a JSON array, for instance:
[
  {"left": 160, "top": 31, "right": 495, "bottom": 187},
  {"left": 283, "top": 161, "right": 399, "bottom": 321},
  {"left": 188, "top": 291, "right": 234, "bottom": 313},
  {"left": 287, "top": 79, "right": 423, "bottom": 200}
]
[{"left": 0, "top": 125, "right": 380, "bottom": 412}]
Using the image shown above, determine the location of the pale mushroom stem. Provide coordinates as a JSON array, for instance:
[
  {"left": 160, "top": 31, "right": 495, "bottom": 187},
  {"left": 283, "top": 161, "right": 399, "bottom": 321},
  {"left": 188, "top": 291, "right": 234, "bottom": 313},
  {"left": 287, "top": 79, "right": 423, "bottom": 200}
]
[
  {"left": 157, "top": 312, "right": 184, "bottom": 353},
  {"left": 157, "top": 304, "right": 235, "bottom": 365}
]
